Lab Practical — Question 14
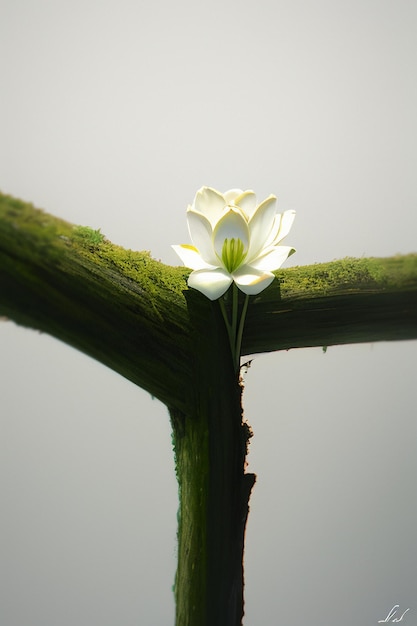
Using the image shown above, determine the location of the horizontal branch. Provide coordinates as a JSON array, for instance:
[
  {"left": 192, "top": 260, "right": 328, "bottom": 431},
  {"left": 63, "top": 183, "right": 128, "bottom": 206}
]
[
  {"left": 1, "top": 192, "right": 417, "bottom": 410},
  {"left": 243, "top": 255, "right": 417, "bottom": 355},
  {"left": 0, "top": 192, "right": 192, "bottom": 411}
]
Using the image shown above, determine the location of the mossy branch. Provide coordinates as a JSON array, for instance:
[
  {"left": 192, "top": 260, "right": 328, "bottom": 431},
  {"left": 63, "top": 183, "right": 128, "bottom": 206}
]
[
  {"left": 1, "top": 192, "right": 417, "bottom": 410},
  {"left": 244, "top": 253, "right": 417, "bottom": 355},
  {"left": 1, "top": 191, "right": 417, "bottom": 626},
  {"left": 0, "top": 192, "right": 192, "bottom": 411}
]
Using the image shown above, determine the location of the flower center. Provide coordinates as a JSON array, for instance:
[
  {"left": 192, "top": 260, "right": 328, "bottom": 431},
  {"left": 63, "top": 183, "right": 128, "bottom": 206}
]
[{"left": 221, "top": 237, "right": 246, "bottom": 273}]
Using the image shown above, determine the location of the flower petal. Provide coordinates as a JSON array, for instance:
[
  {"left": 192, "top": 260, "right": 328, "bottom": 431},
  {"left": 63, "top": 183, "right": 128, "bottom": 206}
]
[
  {"left": 213, "top": 209, "right": 250, "bottom": 261},
  {"left": 223, "top": 189, "right": 243, "bottom": 204},
  {"left": 232, "top": 266, "right": 275, "bottom": 295},
  {"left": 193, "top": 187, "right": 226, "bottom": 225},
  {"left": 246, "top": 195, "right": 277, "bottom": 261},
  {"left": 276, "top": 209, "right": 296, "bottom": 243},
  {"left": 171, "top": 244, "right": 215, "bottom": 270},
  {"left": 188, "top": 268, "right": 232, "bottom": 300},
  {"left": 249, "top": 245, "right": 296, "bottom": 271},
  {"left": 187, "top": 209, "right": 219, "bottom": 266},
  {"left": 266, "top": 210, "right": 296, "bottom": 247},
  {"left": 234, "top": 190, "right": 257, "bottom": 216}
]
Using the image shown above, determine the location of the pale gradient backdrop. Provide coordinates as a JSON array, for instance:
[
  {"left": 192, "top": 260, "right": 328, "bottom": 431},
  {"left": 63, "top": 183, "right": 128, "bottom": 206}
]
[{"left": 1, "top": 1, "right": 416, "bottom": 625}]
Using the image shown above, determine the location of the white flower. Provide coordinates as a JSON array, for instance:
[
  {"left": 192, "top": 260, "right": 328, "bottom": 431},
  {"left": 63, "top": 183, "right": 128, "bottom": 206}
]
[{"left": 172, "top": 186, "right": 296, "bottom": 300}]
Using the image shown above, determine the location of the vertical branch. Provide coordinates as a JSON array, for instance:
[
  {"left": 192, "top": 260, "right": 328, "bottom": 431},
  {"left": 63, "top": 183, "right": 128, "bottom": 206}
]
[{"left": 170, "top": 293, "right": 256, "bottom": 626}]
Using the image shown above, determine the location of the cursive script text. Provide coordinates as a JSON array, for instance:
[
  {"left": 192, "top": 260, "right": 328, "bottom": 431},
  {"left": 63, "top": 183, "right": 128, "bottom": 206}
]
[{"left": 378, "top": 605, "right": 410, "bottom": 623}]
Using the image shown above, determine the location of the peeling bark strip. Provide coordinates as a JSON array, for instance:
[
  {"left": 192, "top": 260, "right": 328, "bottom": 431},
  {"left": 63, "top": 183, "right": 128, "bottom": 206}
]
[{"left": 1, "top": 191, "right": 417, "bottom": 625}]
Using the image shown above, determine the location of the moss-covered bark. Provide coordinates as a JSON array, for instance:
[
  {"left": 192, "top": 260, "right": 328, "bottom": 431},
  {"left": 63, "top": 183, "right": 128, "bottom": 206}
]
[
  {"left": 0, "top": 192, "right": 191, "bottom": 411},
  {"left": 170, "top": 292, "right": 255, "bottom": 626},
  {"left": 245, "top": 255, "right": 417, "bottom": 354},
  {"left": 1, "top": 191, "right": 417, "bottom": 625},
  {"left": 2, "top": 194, "right": 416, "bottom": 409}
]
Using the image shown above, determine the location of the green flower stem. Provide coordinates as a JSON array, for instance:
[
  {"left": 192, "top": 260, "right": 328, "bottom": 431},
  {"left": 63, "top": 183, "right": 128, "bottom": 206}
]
[
  {"left": 219, "top": 295, "right": 235, "bottom": 358},
  {"left": 219, "top": 285, "right": 250, "bottom": 372},
  {"left": 232, "top": 282, "right": 239, "bottom": 344},
  {"left": 235, "top": 293, "right": 249, "bottom": 367}
]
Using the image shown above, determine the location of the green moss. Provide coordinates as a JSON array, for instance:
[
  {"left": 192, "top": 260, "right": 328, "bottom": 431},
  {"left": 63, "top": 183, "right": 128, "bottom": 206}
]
[
  {"left": 275, "top": 257, "right": 398, "bottom": 299},
  {"left": 71, "top": 225, "right": 105, "bottom": 246},
  {"left": 67, "top": 232, "right": 189, "bottom": 304},
  {"left": 0, "top": 193, "right": 189, "bottom": 302},
  {"left": 0, "top": 192, "right": 75, "bottom": 265}
]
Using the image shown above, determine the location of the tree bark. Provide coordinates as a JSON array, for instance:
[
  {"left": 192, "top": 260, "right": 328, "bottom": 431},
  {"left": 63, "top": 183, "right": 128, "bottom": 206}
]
[
  {"left": 2, "top": 194, "right": 416, "bottom": 409},
  {"left": 170, "top": 291, "right": 256, "bottom": 625},
  {"left": 1, "top": 191, "right": 417, "bottom": 625}
]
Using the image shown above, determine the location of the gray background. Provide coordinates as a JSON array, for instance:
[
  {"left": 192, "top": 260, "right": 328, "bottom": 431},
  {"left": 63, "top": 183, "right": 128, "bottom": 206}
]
[{"left": 1, "top": 0, "right": 416, "bottom": 624}]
